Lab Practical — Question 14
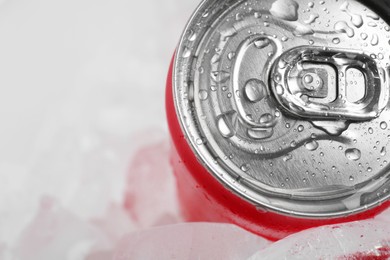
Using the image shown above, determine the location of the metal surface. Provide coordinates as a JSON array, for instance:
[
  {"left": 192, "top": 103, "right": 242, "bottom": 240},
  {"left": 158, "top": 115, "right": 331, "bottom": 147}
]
[{"left": 174, "top": 0, "right": 390, "bottom": 217}]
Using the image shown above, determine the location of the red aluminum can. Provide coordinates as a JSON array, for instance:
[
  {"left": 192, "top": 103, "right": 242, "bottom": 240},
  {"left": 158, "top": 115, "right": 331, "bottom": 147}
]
[{"left": 166, "top": 0, "right": 390, "bottom": 241}]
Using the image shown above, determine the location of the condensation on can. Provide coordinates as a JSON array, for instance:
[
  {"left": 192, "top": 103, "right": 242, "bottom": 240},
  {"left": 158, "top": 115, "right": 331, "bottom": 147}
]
[{"left": 167, "top": 0, "right": 390, "bottom": 240}]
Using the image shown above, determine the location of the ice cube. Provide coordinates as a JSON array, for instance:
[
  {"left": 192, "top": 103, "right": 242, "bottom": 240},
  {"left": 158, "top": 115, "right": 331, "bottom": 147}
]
[
  {"left": 14, "top": 197, "right": 111, "bottom": 260},
  {"left": 124, "top": 137, "right": 182, "bottom": 228},
  {"left": 248, "top": 219, "right": 390, "bottom": 259},
  {"left": 113, "top": 223, "right": 271, "bottom": 260}
]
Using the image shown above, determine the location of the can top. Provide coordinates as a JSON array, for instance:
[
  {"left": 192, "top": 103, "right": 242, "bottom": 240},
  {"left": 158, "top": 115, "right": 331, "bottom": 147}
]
[{"left": 174, "top": 0, "right": 390, "bottom": 217}]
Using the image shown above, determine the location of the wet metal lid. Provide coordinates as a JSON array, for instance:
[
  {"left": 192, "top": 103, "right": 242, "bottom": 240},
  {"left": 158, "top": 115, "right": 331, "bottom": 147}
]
[{"left": 173, "top": 0, "right": 390, "bottom": 217}]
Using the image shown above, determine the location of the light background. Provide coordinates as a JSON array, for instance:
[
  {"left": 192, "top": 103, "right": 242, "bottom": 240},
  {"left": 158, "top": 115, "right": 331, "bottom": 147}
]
[{"left": 0, "top": 0, "right": 197, "bottom": 257}]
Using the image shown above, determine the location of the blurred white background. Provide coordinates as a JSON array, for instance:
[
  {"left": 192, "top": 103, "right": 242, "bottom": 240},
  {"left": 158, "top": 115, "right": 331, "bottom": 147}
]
[
  {"left": 0, "top": 0, "right": 198, "bottom": 258},
  {"left": 0, "top": 0, "right": 197, "bottom": 162},
  {"left": 0, "top": 0, "right": 389, "bottom": 259}
]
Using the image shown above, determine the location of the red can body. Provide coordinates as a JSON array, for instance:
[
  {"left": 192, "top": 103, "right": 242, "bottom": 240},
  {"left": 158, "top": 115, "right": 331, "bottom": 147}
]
[{"left": 166, "top": 58, "right": 390, "bottom": 241}]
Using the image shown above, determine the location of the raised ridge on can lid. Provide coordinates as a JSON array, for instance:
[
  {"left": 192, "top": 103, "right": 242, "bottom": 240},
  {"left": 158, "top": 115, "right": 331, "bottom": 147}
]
[{"left": 174, "top": 0, "right": 390, "bottom": 217}]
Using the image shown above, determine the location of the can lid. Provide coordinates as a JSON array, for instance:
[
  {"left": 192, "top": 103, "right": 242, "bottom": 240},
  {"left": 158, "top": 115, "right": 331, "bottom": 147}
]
[{"left": 174, "top": 0, "right": 390, "bottom": 217}]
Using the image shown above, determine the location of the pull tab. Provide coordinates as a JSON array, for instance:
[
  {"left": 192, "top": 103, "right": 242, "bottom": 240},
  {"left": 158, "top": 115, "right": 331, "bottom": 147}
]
[{"left": 270, "top": 46, "right": 388, "bottom": 121}]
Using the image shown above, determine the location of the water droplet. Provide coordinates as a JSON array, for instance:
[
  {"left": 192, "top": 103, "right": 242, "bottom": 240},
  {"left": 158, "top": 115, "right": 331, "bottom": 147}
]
[
  {"left": 202, "top": 10, "right": 209, "bottom": 18},
  {"left": 305, "top": 140, "right": 319, "bottom": 151},
  {"left": 371, "top": 34, "right": 379, "bottom": 46},
  {"left": 220, "top": 27, "right": 237, "bottom": 41},
  {"left": 334, "top": 21, "right": 355, "bottom": 37},
  {"left": 187, "top": 82, "right": 194, "bottom": 101},
  {"left": 247, "top": 128, "right": 274, "bottom": 140},
  {"left": 235, "top": 13, "right": 243, "bottom": 21},
  {"left": 367, "top": 167, "right": 372, "bottom": 172},
  {"left": 270, "top": 0, "right": 299, "bottom": 21},
  {"left": 366, "top": 12, "right": 380, "bottom": 20},
  {"left": 196, "top": 138, "right": 204, "bottom": 145},
  {"left": 227, "top": 52, "right": 235, "bottom": 60},
  {"left": 340, "top": 2, "right": 363, "bottom": 28},
  {"left": 349, "top": 176, "right": 354, "bottom": 181},
  {"left": 311, "top": 120, "right": 349, "bottom": 136},
  {"left": 259, "top": 113, "right": 274, "bottom": 124},
  {"left": 332, "top": 37, "right": 340, "bottom": 44},
  {"left": 290, "top": 141, "right": 297, "bottom": 147},
  {"left": 211, "top": 53, "right": 220, "bottom": 64},
  {"left": 368, "top": 127, "right": 374, "bottom": 134},
  {"left": 276, "top": 84, "right": 284, "bottom": 95},
  {"left": 368, "top": 22, "right": 378, "bottom": 27},
  {"left": 293, "top": 23, "right": 314, "bottom": 36},
  {"left": 304, "top": 14, "right": 319, "bottom": 25},
  {"left": 360, "top": 33, "right": 368, "bottom": 40},
  {"left": 217, "top": 112, "right": 237, "bottom": 138},
  {"left": 188, "top": 30, "right": 197, "bottom": 42},
  {"left": 380, "top": 121, "right": 388, "bottom": 130},
  {"left": 274, "top": 73, "right": 282, "bottom": 82},
  {"left": 381, "top": 147, "right": 387, "bottom": 156},
  {"left": 241, "top": 164, "right": 249, "bottom": 172},
  {"left": 283, "top": 153, "right": 293, "bottom": 162},
  {"left": 281, "top": 36, "right": 289, "bottom": 42},
  {"left": 244, "top": 79, "right": 266, "bottom": 102},
  {"left": 199, "top": 90, "right": 209, "bottom": 101},
  {"left": 309, "top": 40, "right": 314, "bottom": 45},
  {"left": 254, "top": 38, "right": 270, "bottom": 49},
  {"left": 304, "top": 74, "right": 314, "bottom": 83},
  {"left": 351, "top": 16, "right": 363, "bottom": 28},
  {"left": 254, "top": 12, "right": 262, "bottom": 19},
  {"left": 183, "top": 116, "right": 190, "bottom": 127},
  {"left": 298, "top": 125, "right": 304, "bottom": 132},
  {"left": 211, "top": 71, "right": 230, "bottom": 83},
  {"left": 182, "top": 47, "right": 191, "bottom": 58},
  {"left": 345, "top": 148, "right": 361, "bottom": 161}
]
